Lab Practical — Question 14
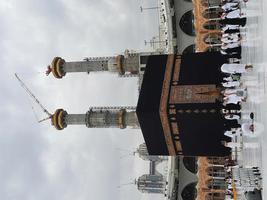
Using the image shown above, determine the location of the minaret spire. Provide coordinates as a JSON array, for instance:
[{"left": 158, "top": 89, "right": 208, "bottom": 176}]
[
  {"left": 51, "top": 107, "right": 139, "bottom": 130},
  {"left": 48, "top": 52, "right": 140, "bottom": 79}
]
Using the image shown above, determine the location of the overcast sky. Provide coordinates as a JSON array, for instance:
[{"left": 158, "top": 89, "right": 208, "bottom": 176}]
[{"left": 0, "top": 0, "right": 165, "bottom": 199}]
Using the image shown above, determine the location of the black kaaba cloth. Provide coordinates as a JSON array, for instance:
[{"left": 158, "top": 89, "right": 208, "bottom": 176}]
[
  {"left": 136, "top": 55, "right": 169, "bottom": 155},
  {"left": 136, "top": 52, "right": 231, "bottom": 156}
]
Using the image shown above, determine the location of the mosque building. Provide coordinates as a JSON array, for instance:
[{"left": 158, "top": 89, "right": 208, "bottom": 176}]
[
  {"left": 47, "top": 50, "right": 230, "bottom": 157},
  {"left": 155, "top": 0, "right": 223, "bottom": 54},
  {"left": 192, "top": 0, "right": 224, "bottom": 52},
  {"left": 40, "top": 0, "right": 262, "bottom": 199},
  {"left": 46, "top": 49, "right": 233, "bottom": 199},
  {"left": 135, "top": 143, "right": 228, "bottom": 200}
]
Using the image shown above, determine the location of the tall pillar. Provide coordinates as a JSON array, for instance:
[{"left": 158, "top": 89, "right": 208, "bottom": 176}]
[
  {"left": 51, "top": 107, "right": 139, "bottom": 130},
  {"left": 48, "top": 53, "right": 140, "bottom": 79},
  {"left": 136, "top": 174, "right": 166, "bottom": 194}
]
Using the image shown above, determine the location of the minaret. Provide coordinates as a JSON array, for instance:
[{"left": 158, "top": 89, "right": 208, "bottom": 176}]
[
  {"left": 136, "top": 143, "right": 163, "bottom": 162},
  {"left": 48, "top": 52, "right": 140, "bottom": 79},
  {"left": 51, "top": 107, "right": 139, "bottom": 130},
  {"left": 136, "top": 174, "right": 166, "bottom": 194}
]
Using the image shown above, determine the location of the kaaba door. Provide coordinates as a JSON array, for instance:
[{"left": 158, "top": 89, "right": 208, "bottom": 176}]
[{"left": 170, "top": 84, "right": 220, "bottom": 104}]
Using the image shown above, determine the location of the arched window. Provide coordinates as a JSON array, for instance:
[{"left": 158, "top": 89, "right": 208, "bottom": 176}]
[
  {"left": 207, "top": 166, "right": 225, "bottom": 177},
  {"left": 203, "top": 21, "right": 221, "bottom": 30},
  {"left": 204, "top": 33, "right": 221, "bottom": 45},
  {"left": 207, "top": 178, "right": 226, "bottom": 190},
  {"left": 203, "top": 8, "right": 223, "bottom": 19},
  {"left": 181, "top": 182, "right": 197, "bottom": 200},
  {"left": 183, "top": 156, "right": 198, "bottom": 173},
  {"left": 179, "top": 10, "right": 196, "bottom": 36}
]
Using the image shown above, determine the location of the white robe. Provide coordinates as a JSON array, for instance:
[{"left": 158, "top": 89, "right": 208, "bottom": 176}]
[
  {"left": 223, "top": 77, "right": 234, "bottom": 82},
  {"left": 220, "top": 50, "right": 227, "bottom": 55},
  {"left": 224, "top": 88, "right": 238, "bottom": 95},
  {"left": 221, "top": 2, "right": 239, "bottom": 12},
  {"left": 222, "top": 81, "right": 240, "bottom": 88},
  {"left": 221, "top": 63, "right": 247, "bottom": 74},
  {"left": 224, "top": 130, "right": 241, "bottom": 137},
  {"left": 224, "top": 88, "right": 247, "bottom": 97},
  {"left": 224, "top": 94, "right": 243, "bottom": 104},
  {"left": 241, "top": 123, "right": 253, "bottom": 134},
  {"left": 242, "top": 122, "right": 264, "bottom": 137},
  {"left": 221, "top": 42, "right": 240, "bottom": 49},
  {"left": 221, "top": 33, "right": 240, "bottom": 43},
  {"left": 222, "top": 9, "right": 241, "bottom": 19},
  {"left": 222, "top": 24, "right": 240, "bottom": 32},
  {"left": 225, "top": 114, "right": 240, "bottom": 120},
  {"left": 222, "top": 33, "right": 240, "bottom": 38}
]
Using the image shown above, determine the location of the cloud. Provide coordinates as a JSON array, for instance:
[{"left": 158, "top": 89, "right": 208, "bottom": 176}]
[{"left": 0, "top": 0, "right": 164, "bottom": 199}]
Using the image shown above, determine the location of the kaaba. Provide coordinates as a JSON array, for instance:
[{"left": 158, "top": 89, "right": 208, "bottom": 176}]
[{"left": 136, "top": 52, "right": 231, "bottom": 156}]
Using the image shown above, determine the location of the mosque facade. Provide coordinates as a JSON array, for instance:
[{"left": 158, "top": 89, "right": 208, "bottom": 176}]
[
  {"left": 43, "top": 0, "right": 255, "bottom": 199},
  {"left": 47, "top": 50, "right": 232, "bottom": 199},
  {"left": 135, "top": 143, "right": 229, "bottom": 200}
]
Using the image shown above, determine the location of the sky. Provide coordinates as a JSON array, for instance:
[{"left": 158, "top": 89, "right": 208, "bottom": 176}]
[{"left": 0, "top": 0, "right": 165, "bottom": 199}]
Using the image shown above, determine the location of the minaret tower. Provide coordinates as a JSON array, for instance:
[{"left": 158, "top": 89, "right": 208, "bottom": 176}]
[
  {"left": 136, "top": 174, "right": 166, "bottom": 194},
  {"left": 47, "top": 52, "right": 140, "bottom": 79},
  {"left": 51, "top": 107, "right": 139, "bottom": 130}
]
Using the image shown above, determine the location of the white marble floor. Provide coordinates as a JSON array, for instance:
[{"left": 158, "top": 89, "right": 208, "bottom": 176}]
[{"left": 238, "top": 0, "right": 267, "bottom": 198}]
